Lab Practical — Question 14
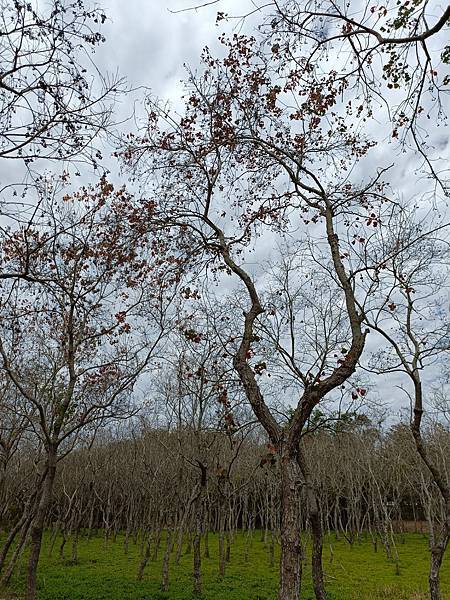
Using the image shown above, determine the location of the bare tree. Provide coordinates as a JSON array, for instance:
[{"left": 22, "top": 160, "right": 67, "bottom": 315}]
[
  {"left": 120, "top": 26, "right": 409, "bottom": 599},
  {"left": 0, "top": 0, "right": 121, "bottom": 167},
  {"left": 363, "top": 212, "right": 450, "bottom": 599},
  {"left": 0, "top": 184, "right": 176, "bottom": 600},
  {"left": 254, "top": 0, "right": 450, "bottom": 189}
]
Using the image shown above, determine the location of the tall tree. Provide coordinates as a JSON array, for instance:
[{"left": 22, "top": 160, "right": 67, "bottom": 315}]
[
  {"left": 363, "top": 212, "right": 450, "bottom": 599},
  {"left": 121, "top": 29, "right": 406, "bottom": 599},
  {"left": 0, "top": 183, "right": 176, "bottom": 600}
]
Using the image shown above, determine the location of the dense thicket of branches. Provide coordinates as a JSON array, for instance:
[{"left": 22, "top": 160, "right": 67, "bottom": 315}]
[{"left": 1, "top": 419, "right": 448, "bottom": 584}]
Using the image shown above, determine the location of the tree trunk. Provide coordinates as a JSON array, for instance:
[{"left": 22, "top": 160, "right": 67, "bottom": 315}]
[
  {"left": 428, "top": 522, "right": 449, "bottom": 600},
  {"left": 152, "top": 524, "right": 162, "bottom": 561},
  {"left": 269, "top": 528, "right": 275, "bottom": 567},
  {"left": 71, "top": 528, "right": 79, "bottom": 564},
  {"left": 411, "top": 379, "right": 450, "bottom": 600},
  {"left": 59, "top": 530, "right": 67, "bottom": 561},
  {"left": 203, "top": 527, "right": 210, "bottom": 559},
  {"left": 218, "top": 511, "right": 226, "bottom": 577},
  {"left": 26, "top": 448, "right": 57, "bottom": 600},
  {"left": 0, "top": 488, "right": 38, "bottom": 577},
  {"left": 310, "top": 508, "right": 326, "bottom": 599},
  {"left": 47, "top": 521, "right": 60, "bottom": 558},
  {"left": 0, "top": 515, "right": 33, "bottom": 587},
  {"left": 161, "top": 526, "right": 172, "bottom": 593},
  {"left": 193, "top": 493, "right": 203, "bottom": 595},
  {"left": 297, "top": 446, "right": 326, "bottom": 600},
  {"left": 278, "top": 454, "right": 303, "bottom": 600},
  {"left": 175, "top": 486, "right": 197, "bottom": 565},
  {"left": 0, "top": 512, "right": 30, "bottom": 575},
  {"left": 124, "top": 524, "right": 131, "bottom": 555},
  {"left": 193, "top": 465, "right": 207, "bottom": 596},
  {"left": 137, "top": 533, "right": 151, "bottom": 581}
]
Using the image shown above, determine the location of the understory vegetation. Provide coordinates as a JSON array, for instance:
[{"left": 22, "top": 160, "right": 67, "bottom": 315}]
[{"left": 2, "top": 532, "right": 449, "bottom": 600}]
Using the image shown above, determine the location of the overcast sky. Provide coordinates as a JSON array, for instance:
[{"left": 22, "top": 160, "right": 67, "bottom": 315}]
[
  {"left": 89, "top": 0, "right": 450, "bottom": 420},
  {"left": 0, "top": 0, "right": 443, "bottom": 422},
  {"left": 96, "top": 1, "right": 250, "bottom": 100},
  {"left": 94, "top": 0, "right": 449, "bottom": 196}
]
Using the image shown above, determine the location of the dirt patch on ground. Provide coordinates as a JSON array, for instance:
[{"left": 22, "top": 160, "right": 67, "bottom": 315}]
[{"left": 392, "top": 520, "right": 429, "bottom": 534}]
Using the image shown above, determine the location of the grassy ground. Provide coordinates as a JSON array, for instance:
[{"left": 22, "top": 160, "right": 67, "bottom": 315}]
[{"left": 1, "top": 531, "right": 449, "bottom": 599}]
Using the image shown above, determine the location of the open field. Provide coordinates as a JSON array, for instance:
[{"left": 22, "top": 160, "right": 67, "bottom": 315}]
[{"left": 1, "top": 532, "right": 449, "bottom": 600}]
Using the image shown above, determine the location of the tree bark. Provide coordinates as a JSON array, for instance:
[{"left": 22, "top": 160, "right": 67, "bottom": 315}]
[
  {"left": 136, "top": 533, "right": 151, "bottom": 581},
  {"left": 0, "top": 514, "right": 33, "bottom": 586},
  {"left": 152, "top": 524, "right": 162, "bottom": 561},
  {"left": 278, "top": 454, "right": 303, "bottom": 600},
  {"left": 411, "top": 379, "right": 450, "bottom": 600},
  {"left": 310, "top": 502, "right": 326, "bottom": 600},
  {"left": 71, "top": 528, "right": 79, "bottom": 564},
  {"left": 26, "top": 448, "right": 57, "bottom": 600},
  {"left": 297, "top": 447, "right": 327, "bottom": 600},
  {"left": 218, "top": 511, "right": 226, "bottom": 577},
  {"left": 193, "top": 492, "right": 203, "bottom": 595},
  {"left": 0, "top": 512, "right": 30, "bottom": 575},
  {"left": 193, "top": 463, "right": 207, "bottom": 596},
  {"left": 161, "top": 525, "right": 172, "bottom": 593},
  {"left": 429, "top": 522, "right": 449, "bottom": 600}
]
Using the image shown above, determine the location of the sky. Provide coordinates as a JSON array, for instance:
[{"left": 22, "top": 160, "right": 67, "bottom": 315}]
[
  {"left": 91, "top": 0, "right": 450, "bottom": 421},
  {"left": 93, "top": 0, "right": 450, "bottom": 201},
  {"left": 1, "top": 0, "right": 449, "bottom": 424},
  {"left": 96, "top": 0, "right": 250, "bottom": 105}
]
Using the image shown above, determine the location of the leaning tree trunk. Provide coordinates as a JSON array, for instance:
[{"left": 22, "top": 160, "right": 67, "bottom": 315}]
[
  {"left": 411, "top": 378, "right": 450, "bottom": 600},
  {"left": 0, "top": 482, "right": 41, "bottom": 577},
  {"left": 27, "top": 448, "right": 58, "bottom": 600},
  {"left": 0, "top": 511, "right": 31, "bottom": 575},
  {"left": 136, "top": 530, "right": 152, "bottom": 581},
  {"left": 428, "top": 517, "right": 449, "bottom": 600},
  {"left": 0, "top": 514, "right": 33, "bottom": 587},
  {"left": 278, "top": 453, "right": 303, "bottom": 600}
]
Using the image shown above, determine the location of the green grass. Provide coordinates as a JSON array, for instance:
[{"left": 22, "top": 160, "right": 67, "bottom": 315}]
[{"left": 1, "top": 531, "right": 449, "bottom": 599}]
